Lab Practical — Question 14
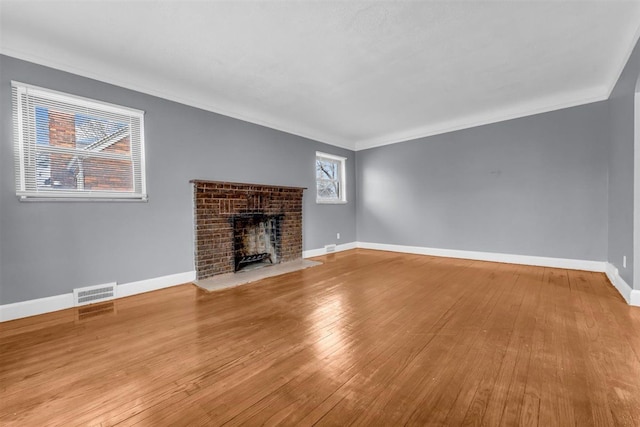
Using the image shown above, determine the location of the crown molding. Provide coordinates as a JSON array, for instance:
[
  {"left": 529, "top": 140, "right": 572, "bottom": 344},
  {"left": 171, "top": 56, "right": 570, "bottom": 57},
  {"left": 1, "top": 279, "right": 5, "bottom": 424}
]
[
  {"left": 605, "top": 20, "right": 640, "bottom": 97},
  {"left": 354, "top": 88, "right": 609, "bottom": 151},
  {"left": 0, "top": 48, "right": 356, "bottom": 151},
  {"left": 4, "top": 31, "right": 635, "bottom": 154}
]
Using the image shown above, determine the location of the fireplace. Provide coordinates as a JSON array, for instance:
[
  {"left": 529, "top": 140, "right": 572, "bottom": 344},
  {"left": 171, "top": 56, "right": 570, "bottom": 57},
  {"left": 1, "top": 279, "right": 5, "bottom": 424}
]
[
  {"left": 191, "top": 180, "right": 305, "bottom": 280},
  {"left": 233, "top": 214, "right": 282, "bottom": 272}
]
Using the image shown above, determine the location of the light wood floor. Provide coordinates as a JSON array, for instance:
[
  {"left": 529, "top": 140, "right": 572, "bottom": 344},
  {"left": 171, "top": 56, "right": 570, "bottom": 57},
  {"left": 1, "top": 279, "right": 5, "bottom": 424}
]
[{"left": 2, "top": 249, "right": 640, "bottom": 426}]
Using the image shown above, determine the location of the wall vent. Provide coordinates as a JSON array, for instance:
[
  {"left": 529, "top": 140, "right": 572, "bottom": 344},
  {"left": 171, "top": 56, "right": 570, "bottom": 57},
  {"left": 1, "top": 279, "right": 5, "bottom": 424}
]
[
  {"left": 73, "top": 282, "right": 117, "bottom": 306},
  {"left": 325, "top": 244, "right": 337, "bottom": 253}
]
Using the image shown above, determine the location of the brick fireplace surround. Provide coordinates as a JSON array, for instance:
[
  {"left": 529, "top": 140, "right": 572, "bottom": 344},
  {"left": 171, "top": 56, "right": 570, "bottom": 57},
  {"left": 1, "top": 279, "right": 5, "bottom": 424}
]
[{"left": 191, "top": 180, "right": 305, "bottom": 280}]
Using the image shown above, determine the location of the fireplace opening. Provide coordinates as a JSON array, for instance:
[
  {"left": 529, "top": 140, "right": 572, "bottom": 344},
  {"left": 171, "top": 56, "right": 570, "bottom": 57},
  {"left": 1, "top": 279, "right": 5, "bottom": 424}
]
[{"left": 233, "top": 214, "right": 282, "bottom": 272}]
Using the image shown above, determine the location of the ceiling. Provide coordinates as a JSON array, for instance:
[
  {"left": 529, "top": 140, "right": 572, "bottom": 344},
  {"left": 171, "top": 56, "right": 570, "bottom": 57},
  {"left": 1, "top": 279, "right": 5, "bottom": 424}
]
[{"left": 2, "top": 1, "right": 640, "bottom": 151}]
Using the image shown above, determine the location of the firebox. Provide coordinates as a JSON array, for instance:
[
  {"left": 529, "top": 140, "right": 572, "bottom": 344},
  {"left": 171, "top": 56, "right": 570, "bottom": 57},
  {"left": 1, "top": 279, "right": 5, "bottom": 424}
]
[{"left": 232, "top": 214, "right": 282, "bottom": 272}]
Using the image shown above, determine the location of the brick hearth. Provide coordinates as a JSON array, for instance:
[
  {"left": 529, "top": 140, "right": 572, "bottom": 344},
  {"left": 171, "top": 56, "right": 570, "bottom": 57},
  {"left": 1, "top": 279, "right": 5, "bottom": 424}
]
[{"left": 191, "top": 180, "right": 305, "bottom": 280}]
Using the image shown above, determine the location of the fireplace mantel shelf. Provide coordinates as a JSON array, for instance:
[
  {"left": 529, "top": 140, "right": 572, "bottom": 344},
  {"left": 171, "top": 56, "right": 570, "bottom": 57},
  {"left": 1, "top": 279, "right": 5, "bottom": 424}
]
[{"left": 190, "top": 179, "right": 307, "bottom": 191}]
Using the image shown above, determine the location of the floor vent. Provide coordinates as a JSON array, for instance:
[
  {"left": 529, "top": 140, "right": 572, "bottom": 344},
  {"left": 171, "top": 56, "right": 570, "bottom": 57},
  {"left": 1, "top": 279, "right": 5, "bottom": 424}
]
[
  {"left": 325, "top": 244, "right": 337, "bottom": 253},
  {"left": 73, "top": 282, "right": 117, "bottom": 306}
]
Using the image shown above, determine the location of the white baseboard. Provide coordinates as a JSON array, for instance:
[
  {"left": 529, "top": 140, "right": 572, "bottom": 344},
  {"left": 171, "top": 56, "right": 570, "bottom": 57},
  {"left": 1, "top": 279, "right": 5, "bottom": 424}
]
[
  {"left": 0, "top": 270, "right": 196, "bottom": 322},
  {"left": 357, "top": 242, "right": 640, "bottom": 306},
  {"left": 0, "top": 293, "right": 75, "bottom": 323},
  {"left": 605, "top": 263, "right": 640, "bottom": 306},
  {"left": 632, "top": 290, "right": 640, "bottom": 306},
  {"left": 303, "top": 241, "right": 357, "bottom": 258},
  {"left": 605, "top": 263, "right": 632, "bottom": 303},
  {"left": 357, "top": 242, "right": 606, "bottom": 272},
  {"left": 117, "top": 271, "right": 196, "bottom": 298},
  {"left": 4, "top": 246, "right": 637, "bottom": 322}
]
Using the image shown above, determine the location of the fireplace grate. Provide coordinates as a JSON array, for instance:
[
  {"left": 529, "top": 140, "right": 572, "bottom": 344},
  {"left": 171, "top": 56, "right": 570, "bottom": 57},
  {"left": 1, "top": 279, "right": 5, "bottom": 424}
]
[{"left": 235, "top": 252, "right": 272, "bottom": 271}]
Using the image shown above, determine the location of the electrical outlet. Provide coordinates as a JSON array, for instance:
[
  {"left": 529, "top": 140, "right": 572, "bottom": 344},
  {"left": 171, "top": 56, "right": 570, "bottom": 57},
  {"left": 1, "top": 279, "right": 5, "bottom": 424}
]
[
  {"left": 623, "top": 255, "right": 627, "bottom": 268},
  {"left": 337, "top": 232, "right": 340, "bottom": 240}
]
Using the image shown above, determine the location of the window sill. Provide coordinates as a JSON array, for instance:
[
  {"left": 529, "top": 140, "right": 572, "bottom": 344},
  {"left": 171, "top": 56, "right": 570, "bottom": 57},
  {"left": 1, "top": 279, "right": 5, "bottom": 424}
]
[
  {"left": 17, "top": 192, "right": 148, "bottom": 202},
  {"left": 316, "top": 199, "right": 348, "bottom": 205}
]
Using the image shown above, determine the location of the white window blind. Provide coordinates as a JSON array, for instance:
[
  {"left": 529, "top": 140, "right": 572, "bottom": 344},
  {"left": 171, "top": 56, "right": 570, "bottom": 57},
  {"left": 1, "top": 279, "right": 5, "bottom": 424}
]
[
  {"left": 316, "top": 151, "right": 347, "bottom": 203},
  {"left": 12, "top": 81, "right": 147, "bottom": 201}
]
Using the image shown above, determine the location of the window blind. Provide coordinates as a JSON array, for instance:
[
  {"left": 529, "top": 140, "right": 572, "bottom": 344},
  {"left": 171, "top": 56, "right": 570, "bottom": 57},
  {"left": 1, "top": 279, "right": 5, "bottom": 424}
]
[{"left": 12, "top": 82, "right": 147, "bottom": 201}]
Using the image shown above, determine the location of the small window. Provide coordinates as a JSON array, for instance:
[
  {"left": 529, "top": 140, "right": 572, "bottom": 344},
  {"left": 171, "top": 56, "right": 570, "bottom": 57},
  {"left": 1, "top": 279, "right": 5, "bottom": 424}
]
[
  {"left": 12, "top": 82, "right": 147, "bottom": 201},
  {"left": 316, "top": 151, "right": 346, "bottom": 203}
]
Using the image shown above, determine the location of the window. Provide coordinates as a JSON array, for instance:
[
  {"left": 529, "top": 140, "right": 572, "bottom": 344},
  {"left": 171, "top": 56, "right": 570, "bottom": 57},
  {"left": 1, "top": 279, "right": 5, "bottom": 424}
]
[
  {"left": 12, "top": 82, "right": 147, "bottom": 201},
  {"left": 316, "top": 151, "right": 346, "bottom": 203}
]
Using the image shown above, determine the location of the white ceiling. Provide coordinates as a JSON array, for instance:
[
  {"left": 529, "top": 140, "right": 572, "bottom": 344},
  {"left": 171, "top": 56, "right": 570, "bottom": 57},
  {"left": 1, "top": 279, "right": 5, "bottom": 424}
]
[{"left": 2, "top": 1, "right": 640, "bottom": 151}]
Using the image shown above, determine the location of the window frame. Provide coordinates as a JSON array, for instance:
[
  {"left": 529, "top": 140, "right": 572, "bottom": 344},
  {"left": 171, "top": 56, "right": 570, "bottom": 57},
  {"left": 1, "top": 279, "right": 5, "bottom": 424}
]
[
  {"left": 12, "top": 81, "right": 147, "bottom": 202},
  {"left": 315, "top": 151, "right": 347, "bottom": 204}
]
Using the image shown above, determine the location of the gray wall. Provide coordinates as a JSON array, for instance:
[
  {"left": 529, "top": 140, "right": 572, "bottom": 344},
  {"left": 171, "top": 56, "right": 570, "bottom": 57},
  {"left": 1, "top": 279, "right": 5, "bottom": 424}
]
[
  {"left": 608, "top": 39, "right": 640, "bottom": 290},
  {"left": 0, "top": 55, "right": 356, "bottom": 304},
  {"left": 3, "top": 41, "right": 638, "bottom": 305},
  {"left": 356, "top": 102, "right": 609, "bottom": 262}
]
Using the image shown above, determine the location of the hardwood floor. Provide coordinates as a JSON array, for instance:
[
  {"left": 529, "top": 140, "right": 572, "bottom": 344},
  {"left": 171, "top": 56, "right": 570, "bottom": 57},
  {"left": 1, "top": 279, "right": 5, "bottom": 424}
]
[{"left": 2, "top": 249, "right": 640, "bottom": 426}]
